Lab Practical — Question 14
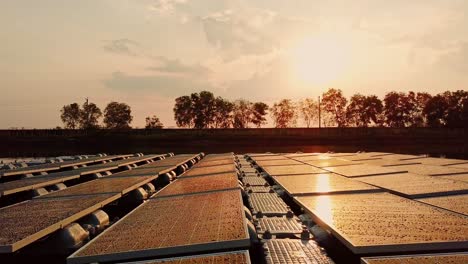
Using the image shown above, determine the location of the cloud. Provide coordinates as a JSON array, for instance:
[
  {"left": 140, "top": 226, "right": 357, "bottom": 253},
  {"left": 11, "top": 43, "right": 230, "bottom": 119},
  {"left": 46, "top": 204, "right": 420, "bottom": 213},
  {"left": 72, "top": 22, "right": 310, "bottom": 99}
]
[
  {"left": 148, "top": 0, "right": 187, "bottom": 14},
  {"left": 103, "top": 39, "right": 140, "bottom": 56},
  {"left": 200, "top": 7, "right": 314, "bottom": 60},
  {"left": 147, "top": 56, "right": 212, "bottom": 76}
]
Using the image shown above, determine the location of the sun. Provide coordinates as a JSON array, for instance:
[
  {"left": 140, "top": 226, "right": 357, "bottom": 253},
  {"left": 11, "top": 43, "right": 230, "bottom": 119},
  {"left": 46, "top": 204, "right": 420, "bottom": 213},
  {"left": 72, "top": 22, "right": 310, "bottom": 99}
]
[{"left": 289, "top": 36, "right": 350, "bottom": 86}]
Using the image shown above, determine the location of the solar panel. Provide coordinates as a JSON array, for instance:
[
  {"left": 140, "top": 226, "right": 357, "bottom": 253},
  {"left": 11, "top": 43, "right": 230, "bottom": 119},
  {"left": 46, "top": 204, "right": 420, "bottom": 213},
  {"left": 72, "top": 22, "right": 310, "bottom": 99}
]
[
  {"left": 272, "top": 173, "right": 380, "bottom": 196},
  {"left": 322, "top": 164, "right": 407, "bottom": 178},
  {"left": 262, "top": 165, "right": 328, "bottom": 176},
  {"left": 69, "top": 190, "right": 249, "bottom": 264},
  {"left": 385, "top": 164, "right": 468, "bottom": 176},
  {"left": 417, "top": 194, "right": 468, "bottom": 216},
  {"left": 303, "top": 158, "right": 362, "bottom": 168},
  {"left": 155, "top": 172, "right": 239, "bottom": 198},
  {"left": 356, "top": 173, "right": 468, "bottom": 198},
  {"left": 361, "top": 253, "right": 468, "bottom": 264},
  {"left": 119, "top": 250, "right": 251, "bottom": 264},
  {"left": 0, "top": 193, "right": 119, "bottom": 253},
  {"left": 255, "top": 159, "right": 303, "bottom": 167},
  {"left": 180, "top": 164, "right": 237, "bottom": 178},
  {"left": 295, "top": 192, "right": 468, "bottom": 254}
]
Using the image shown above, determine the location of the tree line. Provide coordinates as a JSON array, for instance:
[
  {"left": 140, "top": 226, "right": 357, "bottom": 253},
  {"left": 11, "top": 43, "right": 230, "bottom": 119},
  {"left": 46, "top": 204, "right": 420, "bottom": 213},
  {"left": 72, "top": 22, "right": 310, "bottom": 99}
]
[
  {"left": 60, "top": 100, "right": 163, "bottom": 129},
  {"left": 60, "top": 88, "right": 468, "bottom": 129},
  {"left": 173, "top": 89, "right": 468, "bottom": 128}
]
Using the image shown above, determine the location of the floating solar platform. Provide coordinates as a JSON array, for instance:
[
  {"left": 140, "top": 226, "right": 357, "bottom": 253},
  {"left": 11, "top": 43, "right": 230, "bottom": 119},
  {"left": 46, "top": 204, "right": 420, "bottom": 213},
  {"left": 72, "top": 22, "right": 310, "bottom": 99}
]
[
  {"left": 361, "top": 252, "right": 468, "bottom": 264},
  {"left": 248, "top": 193, "right": 290, "bottom": 217},
  {"left": 155, "top": 173, "right": 239, "bottom": 198},
  {"left": 246, "top": 185, "right": 273, "bottom": 193},
  {"left": 263, "top": 239, "right": 334, "bottom": 264},
  {"left": 290, "top": 155, "right": 325, "bottom": 162},
  {"left": 242, "top": 176, "right": 268, "bottom": 187},
  {"left": 356, "top": 173, "right": 468, "bottom": 198},
  {"left": 180, "top": 164, "right": 237, "bottom": 178},
  {"left": 303, "top": 158, "right": 362, "bottom": 168},
  {"left": 272, "top": 173, "right": 380, "bottom": 196},
  {"left": 325, "top": 153, "right": 357, "bottom": 157},
  {"left": 262, "top": 165, "right": 328, "bottom": 176},
  {"left": 283, "top": 153, "right": 321, "bottom": 158},
  {"left": 255, "top": 217, "right": 303, "bottom": 237},
  {"left": 386, "top": 164, "right": 468, "bottom": 176},
  {"left": 201, "top": 153, "right": 234, "bottom": 162},
  {"left": 0, "top": 193, "right": 118, "bottom": 253},
  {"left": 295, "top": 192, "right": 468, "bottom": 254},
  {"left": 255, "top": 159, "right": 303, "bottom": 167},
  {"left": 417, "top": 194, "right": 468, "bottom": 216},
  {"left": 119, "top": 250, "right": 251, "bottom": 264},
  {"left": 322, "top": 164, "right": 407, "bottom": 178},
  {"left": 68, "top": 190, "right": 249, "bottom": 264}
]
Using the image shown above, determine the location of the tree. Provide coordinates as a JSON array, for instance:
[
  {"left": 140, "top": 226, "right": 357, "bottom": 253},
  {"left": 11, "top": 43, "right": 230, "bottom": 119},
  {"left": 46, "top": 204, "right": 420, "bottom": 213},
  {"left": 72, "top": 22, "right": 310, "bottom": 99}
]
[
  {"left": 213, "top": 97, "right": 234, "bottom": 128},
  {"left": 233, "top": 99, "right": 253, "bottom": 128},
  {"left": 103, "top": 102, "right": 133, "bottom": 129},
  {"left": 299, "top": 98, "right": 318, "bottom": 128},
  {"left": 321, "top": 88, "right": 348, "bottom": 127},
  {"left": 191, "top": 91, "right": 217, "bottom": 129},
  {"left": 60, "top": 103, "right": 81, "bottom": 129},
  {"left": 270, "top": 99, "right": 298, "bottom": 128},
  {"left": 173, "top": 95, "right": 194, "bottom": 128},
  {"left": 445, "top": 90, "right": 468, "bottom": 128},
  {"left": 145, "top": 115, "right": 164, "bottom": 129},
  {"left": 346, "top": 94, "right": 383, "bottom": 127},
  {"left": 251, "top": 102, "right": 269, "bottom": 128},
  {"left": 423, "top": 93, "right": 449, "bottom": 127},
  {"left": 79, "top": 100, "right": 102, "bottom": 129},
  {"left": 383, "top": 92, "right": 413, "bottom": 127},
  {"left": 408, "top": 92, "right": 432, "bottom": 127}
]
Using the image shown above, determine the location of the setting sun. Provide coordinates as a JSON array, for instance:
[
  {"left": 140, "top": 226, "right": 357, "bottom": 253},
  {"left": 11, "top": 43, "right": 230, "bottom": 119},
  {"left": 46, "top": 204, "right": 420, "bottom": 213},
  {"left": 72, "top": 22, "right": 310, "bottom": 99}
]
[{"left": 289, "top": 35, "right": 350, "bottom": 86}]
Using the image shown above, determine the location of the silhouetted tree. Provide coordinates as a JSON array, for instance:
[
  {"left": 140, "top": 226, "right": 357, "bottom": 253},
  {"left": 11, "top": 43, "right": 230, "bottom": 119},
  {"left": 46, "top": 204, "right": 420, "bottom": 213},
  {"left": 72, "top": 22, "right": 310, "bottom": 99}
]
[
  {"left": 383, "top": 92, "right": 414, "bottom": 127},
  {"left": 80, "top": 100, "right": 102, "bottom": 129},
  {"left": 60, "top": 103, "right": 81, "bottom": 129},
  {"left": 446, "top": 90, "right": 468, "bottom": 128},
  {"left": 191, "top": 91, "right": 217, "bottom": 128},
  {"left": 173, "top": 95, "right": 194, "bottom": 128},
  {"left": 251, "top": 102, "right": 269, "bottom": 128},
  {"left": 270, "top": 99, "right": 298, "bottom": 128},
  {"left": 346, "top": 94, "right": 383, "bottom": 127},
  {"left": 299, "top": 98, "right": 318, "bottom": 128},
  {"left": 233, "top": 99, "right": 253, "bottom": 128},
  {"left": 423, "top": 93, "right": 449, "bottom": 127},
  {"left": 145, "top": 115, "right": 164, "bottom": 129},
  {"left": 408, "top": 92, "right": 432, "bottom": 127},
  {"left": 213, "top": 97, "right": 234, "bottom": 128},
  {"left": 103, "top": 102, "right": 132, "bottom": 129},
  {"left": 321, "top": 88, "right": 348, "bottom": 127}
]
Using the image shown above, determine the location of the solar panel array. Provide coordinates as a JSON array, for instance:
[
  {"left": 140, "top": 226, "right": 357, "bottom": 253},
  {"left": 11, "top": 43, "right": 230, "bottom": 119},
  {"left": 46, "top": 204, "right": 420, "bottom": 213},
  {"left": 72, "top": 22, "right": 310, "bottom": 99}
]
[{"left": 250, "top": 152, "right": 468, "bottom": 262}]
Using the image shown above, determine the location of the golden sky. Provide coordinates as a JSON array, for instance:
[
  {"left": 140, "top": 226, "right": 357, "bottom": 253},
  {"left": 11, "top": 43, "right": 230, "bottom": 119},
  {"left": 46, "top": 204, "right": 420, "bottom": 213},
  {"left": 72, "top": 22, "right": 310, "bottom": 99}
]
[{"left": 1, "top": 0, "right": 467, "bottom": 128}]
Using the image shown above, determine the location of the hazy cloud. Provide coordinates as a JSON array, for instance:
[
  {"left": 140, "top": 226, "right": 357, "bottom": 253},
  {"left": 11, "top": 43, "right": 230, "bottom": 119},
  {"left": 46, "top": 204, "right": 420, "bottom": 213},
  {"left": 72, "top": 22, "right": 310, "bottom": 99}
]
[
  {"left": 103, "top": 39, "right": 140, "bottom": 56},
  {"left": 147, "top": 56, "right": 212, "bottom": 76},
  {"left": 436, "top": 42, "right": 468, "bottom": 73},
  {"left": 148, "top": 0, "right": 187, "bottom": 14}
]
